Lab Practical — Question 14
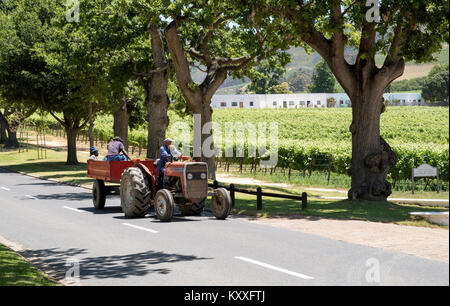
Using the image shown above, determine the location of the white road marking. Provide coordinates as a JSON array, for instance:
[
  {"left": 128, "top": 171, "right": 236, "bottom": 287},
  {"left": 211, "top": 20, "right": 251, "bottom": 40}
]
[
  {"left": 123, "top": 223, "right": 159, "bottom": 234},
  {"left": 1, "top": 186, "right": 10, "bottom": 191},
  {"left": 63, "top": 206, "right": 87, "bottom": 213},
  {"left": 235, "top": 256, "right": 314, "bottom": 280},
  {"left": 25, "top": 195, "right": 38, "bottom": 200}
]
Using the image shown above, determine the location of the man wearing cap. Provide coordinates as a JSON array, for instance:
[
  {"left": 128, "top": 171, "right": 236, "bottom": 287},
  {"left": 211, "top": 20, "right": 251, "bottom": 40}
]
[
  {"left": 103, "top": 136, "right": 131, "bottom": 161},
  {"left": 157, "top": 138, "right": 182, "bottom": 185}
]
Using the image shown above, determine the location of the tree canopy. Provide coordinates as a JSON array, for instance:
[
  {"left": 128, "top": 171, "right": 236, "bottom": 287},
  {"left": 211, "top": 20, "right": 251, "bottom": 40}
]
[{"left": 308, "top": 60, "right": 336, "bottom": 93}]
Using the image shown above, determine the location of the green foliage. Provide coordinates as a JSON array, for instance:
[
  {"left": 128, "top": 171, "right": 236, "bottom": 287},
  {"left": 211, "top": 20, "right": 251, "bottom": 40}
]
[
  {"left": 25, "top": 107, "right": 448, "bottom": 182},
  {"left": 390, "top": 77, "right": 427, "bottom": 92},
  {"left": 422, "top": 69, "right": 449, "bottom": 102},
  {"left": 308, "top": 60, "right": 335, "bottom": 93},
  {"left": 285, "top": 67, "right": 312, "bottom": 93},
  {"left": 271, "top": 82, "right": 292, "bottom": 94},
  {"left": 247, "top": 60, "right": 287, "bottom": 94},
  {"left": 211, "top": 107, "right": 449, "bottom": 182}
]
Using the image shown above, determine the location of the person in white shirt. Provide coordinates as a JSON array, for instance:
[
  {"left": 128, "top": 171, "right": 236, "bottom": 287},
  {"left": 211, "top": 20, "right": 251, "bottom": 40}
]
[{"left": 90, "top": 146, "right": 99, "bottom": 160}]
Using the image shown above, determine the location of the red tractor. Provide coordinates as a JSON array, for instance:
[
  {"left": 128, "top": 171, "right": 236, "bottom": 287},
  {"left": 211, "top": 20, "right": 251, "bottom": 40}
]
[{"left": 87, "top": 158, "right": 231, "bottom": 222}]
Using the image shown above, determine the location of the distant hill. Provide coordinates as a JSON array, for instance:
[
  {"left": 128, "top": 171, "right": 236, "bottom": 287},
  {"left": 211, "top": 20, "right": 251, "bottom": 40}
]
[{"left": 214, "top": 44, "right": 449, "bottom": 95}]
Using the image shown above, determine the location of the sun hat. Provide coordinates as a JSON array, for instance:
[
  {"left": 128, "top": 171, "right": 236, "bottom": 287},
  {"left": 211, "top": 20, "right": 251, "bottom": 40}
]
[
  {"left": 90, "top": 146, "right": 98, "bottom": 153},
  {"left": 113, "top": 136, "right": 124, "bottom": 143}
]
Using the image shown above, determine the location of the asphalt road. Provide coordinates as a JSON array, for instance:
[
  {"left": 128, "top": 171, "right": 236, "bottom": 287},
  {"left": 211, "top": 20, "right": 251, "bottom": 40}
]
[{"left": 0, "top": 167, "right": 448, "bottom": 286}]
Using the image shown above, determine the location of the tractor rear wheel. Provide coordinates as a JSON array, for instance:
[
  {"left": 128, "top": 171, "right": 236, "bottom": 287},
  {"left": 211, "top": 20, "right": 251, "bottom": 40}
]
[
  {"left": 93, "top": 179, "right": 106, "bottom": 210},
  {"left": 120, "top": 167, "right": 152, "bottom": 218},
  {"left": 154, "top": 189, "right": 175, "bottom": 222},
  {"left": 179, "top": 200, "right": 205, "bottom": 216},
  {"left": 211, "top": 188, "right": 232, "bottom": 220}
]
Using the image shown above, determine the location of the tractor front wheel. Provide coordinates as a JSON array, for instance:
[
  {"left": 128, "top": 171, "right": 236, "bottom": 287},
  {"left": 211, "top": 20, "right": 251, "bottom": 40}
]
[
  {"left": 120, "top": 167, "right": 152, "bottom": 218},
  {"left": 211, "top": 188, "right": 232, "bottom": 220},
  {"left": 154, "top": 189, "right": 175, "bottom": 222}
]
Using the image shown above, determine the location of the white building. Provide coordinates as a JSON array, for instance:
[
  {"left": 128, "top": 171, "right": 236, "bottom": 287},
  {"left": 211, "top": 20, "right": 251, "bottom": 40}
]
[{"left": 212, "top": 92, "right": 424, "bottom": 109}]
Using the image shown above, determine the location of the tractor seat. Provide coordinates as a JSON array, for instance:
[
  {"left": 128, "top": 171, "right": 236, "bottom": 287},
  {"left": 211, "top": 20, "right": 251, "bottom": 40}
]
[{"left": 154, "top": 159, "right": 160, "bottom": 167}]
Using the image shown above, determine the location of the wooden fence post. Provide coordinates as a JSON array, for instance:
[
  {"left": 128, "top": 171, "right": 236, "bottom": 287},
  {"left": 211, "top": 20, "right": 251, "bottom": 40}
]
[
  {"left": 437, "top": 165, "right": 440, "bottom": 194},
  {"left": 257, "top": 187, "right": 262, "bottom": 211},
  {"left": 327, "top": 154, "right": 333, "bottom": 183},
  {"left": 302, "top": 192, "right": 308, "bottom": 211},
  {"left": 230, "top": 184, "right": 235, "bottom": 208},
  {"left": 309, "top": 154, "right": 315, "bottom": 177}
]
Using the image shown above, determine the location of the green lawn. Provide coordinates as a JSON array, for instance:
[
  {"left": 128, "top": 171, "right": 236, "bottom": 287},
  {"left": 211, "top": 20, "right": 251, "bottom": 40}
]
[
  {"left": 228, "top": 193, "right": 447, "bottom": 227},
  {"left": 0, "top": 244, "right": 58, "bottom": 286}
]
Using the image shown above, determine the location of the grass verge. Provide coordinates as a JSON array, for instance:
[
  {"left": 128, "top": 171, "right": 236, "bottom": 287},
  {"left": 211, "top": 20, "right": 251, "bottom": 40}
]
[
  {"left": 0, "top": 244, "right": 58, "bottom": 286},
  {"left": 0, "top": 147, "right": 93, "bottom": 187}
]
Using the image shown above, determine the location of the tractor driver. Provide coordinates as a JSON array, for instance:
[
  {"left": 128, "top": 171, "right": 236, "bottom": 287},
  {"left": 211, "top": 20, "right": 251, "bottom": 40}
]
[{"left": 157, "top": 138, "right": 182, "bottom": 185}]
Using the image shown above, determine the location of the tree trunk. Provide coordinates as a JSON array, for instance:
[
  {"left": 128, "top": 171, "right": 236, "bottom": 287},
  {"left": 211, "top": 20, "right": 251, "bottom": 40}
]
[
  {"left": 5, "top": 131, "right": 19, "bottom": 148},
  {"left": 113, "top": 97, "right": 130, "bottom": 152},
  {"left": 146, "top": 80, "right": 170, "bottom": 159},
  {"left": 0, "top": 109, "right": 19, "bottom": 148},
  {"left": 88, "top": 100, "right": 94, "bottom": 148},
  {"left": 0, "top": 112, "right": 8, "bottom": 144},
  {"left": 66, "top": 127, "right": 79, "bottom": 165},
  {"left": 348, "top": 91, "right": 398, "bottom": 201},
  {"left": 200, "top": 100, "right": 216, "bottom": 180},
  {"left": 145, "top": 24, "right": 171, "bottom": 160}
]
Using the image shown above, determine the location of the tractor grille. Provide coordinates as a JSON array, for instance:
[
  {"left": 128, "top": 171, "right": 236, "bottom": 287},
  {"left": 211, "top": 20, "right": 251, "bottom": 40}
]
[{"left": 185, "top": 163, "right": 208, "bottom": 200}]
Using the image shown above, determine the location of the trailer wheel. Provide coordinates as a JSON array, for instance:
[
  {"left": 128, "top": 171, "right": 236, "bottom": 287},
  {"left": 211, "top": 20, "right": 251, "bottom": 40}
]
[
  {"left": 154, "top": 189, "right": 175, "bottom": 222},
  {"left": 93, "top": 179, "right": 106, "bottom": 210},
  {"left": 211, "top": 188, "right": 232, "bottom": 220},
  {"left": 120, "top": 167, "right": 152, "bottom": 218},
  {"left": 179, "top": 200, "right": 205, "bottom": 216}
]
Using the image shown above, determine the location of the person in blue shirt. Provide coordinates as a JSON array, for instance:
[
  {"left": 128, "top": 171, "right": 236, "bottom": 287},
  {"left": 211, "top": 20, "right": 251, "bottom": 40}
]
[{"left": 157, "top": 138, "right": 182, "bottom": 185}]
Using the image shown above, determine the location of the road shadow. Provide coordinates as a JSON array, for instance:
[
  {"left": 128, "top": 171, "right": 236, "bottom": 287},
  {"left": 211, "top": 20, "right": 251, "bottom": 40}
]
[
  {"left": 20, "top": 248, "right": 211, "bottom": 282},
  {"left": 79, "top": 206, "right": 123, "bottom": 214},
  {"left": 35, "top": 192, "right": 93, "bottom": 202},
  {"left": 112, "top": 214, "right": 202, "bottom": 223}
]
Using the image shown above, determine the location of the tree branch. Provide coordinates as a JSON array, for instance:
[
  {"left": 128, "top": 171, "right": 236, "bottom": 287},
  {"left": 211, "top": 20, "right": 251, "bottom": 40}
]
[{"left": 40, "top": 91, "right": 67, "bottom": 128}]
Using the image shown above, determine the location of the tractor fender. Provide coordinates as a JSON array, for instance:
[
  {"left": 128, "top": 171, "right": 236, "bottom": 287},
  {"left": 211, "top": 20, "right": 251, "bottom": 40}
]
[{"left": 134, "top": 162, "right": 157, "bottom": 199}]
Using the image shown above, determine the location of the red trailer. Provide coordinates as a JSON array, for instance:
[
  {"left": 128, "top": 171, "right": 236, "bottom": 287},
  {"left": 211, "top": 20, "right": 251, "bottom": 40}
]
[{"left": 87, "top": 159, "right": 158, "bottom": 211}]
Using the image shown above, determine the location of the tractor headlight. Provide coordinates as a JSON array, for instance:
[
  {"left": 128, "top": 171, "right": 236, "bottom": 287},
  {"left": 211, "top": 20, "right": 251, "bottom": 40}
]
[
  {"left": 201, "top": 173, "right": 207, "bottom": 180},
  {"left": 187, "top": 173, "right": 193, "bottom": 180}
]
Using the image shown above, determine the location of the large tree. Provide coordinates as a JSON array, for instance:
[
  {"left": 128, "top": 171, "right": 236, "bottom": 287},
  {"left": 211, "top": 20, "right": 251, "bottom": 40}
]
[
  {"left": 85, "top": 0, "right": 173, "bottom": 159},
  {"left": 247, "top": 60, "right": 288, "bottom": 94},
  {"left": 422, "top": 64, "right": 449, "bottom": 103},
  {"left": 308, "top": 60, "right": 336, "bottom": 93},
  {"left": 164, "top": 0, "right": 291, "bottom": 178},
  {"left": 260, "top": 0, "right": 449, "bottom": 201},
  {"left": 0, "top": 0, "right": 111, "bottom": 164}
]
